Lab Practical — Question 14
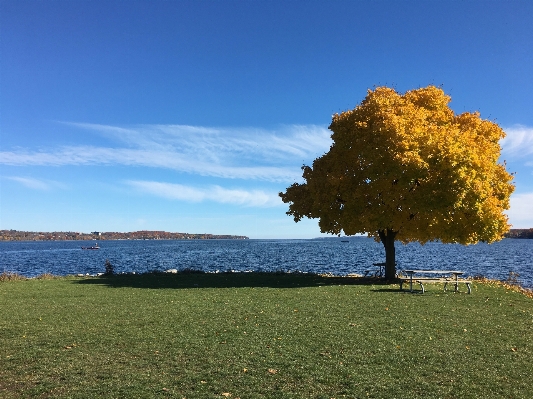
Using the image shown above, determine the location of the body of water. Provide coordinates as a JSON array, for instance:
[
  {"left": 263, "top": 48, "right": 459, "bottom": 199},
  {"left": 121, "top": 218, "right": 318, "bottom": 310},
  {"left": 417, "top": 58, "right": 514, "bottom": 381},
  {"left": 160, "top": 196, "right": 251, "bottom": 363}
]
[{"left": 1, "top": 238, "right": 532, "bottom": 288}]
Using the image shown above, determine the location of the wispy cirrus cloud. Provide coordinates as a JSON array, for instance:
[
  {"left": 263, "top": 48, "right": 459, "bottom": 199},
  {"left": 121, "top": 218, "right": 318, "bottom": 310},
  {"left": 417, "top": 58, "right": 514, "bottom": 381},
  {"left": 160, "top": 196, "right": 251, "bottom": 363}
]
[
  {"left": 6, "top": 176, "right": 66, "bottom": 190},
  {"left": 1, "top": 123, "right": 332, "bottom": 182},
  {"left": 65, "top": 122, "right": 331, "bottom": 162},
  {"left": 501, "top": 125, "right": 533, "bottom": 159},
  {"left": 127, "top": 180, "right": 282, "bottom": 207},
  {"left": 1, "top": 146, "right": 298, "bottom": 181}
]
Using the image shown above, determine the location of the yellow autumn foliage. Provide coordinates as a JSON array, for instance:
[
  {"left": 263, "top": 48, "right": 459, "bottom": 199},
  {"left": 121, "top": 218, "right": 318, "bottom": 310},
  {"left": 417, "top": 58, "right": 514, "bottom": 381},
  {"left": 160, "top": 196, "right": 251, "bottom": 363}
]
[{"left": 280, "top": 86, "right": 514, "bottom": 246}]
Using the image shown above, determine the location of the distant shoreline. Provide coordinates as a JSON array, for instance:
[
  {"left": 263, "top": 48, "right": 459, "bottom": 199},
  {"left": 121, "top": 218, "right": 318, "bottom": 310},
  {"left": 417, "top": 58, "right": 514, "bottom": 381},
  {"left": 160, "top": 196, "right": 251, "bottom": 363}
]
[
  {"left": 0, "top": 230, "right": 249, "bottom": 241},
  {"left": 504, "top": 229, "right": 533, "bottom": 239}
]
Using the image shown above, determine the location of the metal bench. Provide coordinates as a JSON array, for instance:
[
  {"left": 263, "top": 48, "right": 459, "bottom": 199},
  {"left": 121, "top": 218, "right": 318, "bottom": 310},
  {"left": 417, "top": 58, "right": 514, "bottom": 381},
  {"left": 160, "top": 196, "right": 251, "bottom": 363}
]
[{"left": 400, "top": 270, "right": 472, "bottom": 294}]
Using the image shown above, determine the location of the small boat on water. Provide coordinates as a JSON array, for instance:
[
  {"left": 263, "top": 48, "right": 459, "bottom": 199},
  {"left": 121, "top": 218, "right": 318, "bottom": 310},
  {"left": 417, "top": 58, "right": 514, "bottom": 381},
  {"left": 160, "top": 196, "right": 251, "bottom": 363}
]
[{"left": 81, "top": 243, "right": 100, "bottom": 250}]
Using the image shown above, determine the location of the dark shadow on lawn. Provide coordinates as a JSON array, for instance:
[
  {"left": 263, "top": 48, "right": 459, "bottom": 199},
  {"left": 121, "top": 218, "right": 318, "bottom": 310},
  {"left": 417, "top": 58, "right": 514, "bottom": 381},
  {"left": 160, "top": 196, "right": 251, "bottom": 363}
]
[
  {"left": 371, "top": 287, "right": 406, "bottom": 293},
  {"left": 73, "top": 272, "right": 401, "bottom": 290}
]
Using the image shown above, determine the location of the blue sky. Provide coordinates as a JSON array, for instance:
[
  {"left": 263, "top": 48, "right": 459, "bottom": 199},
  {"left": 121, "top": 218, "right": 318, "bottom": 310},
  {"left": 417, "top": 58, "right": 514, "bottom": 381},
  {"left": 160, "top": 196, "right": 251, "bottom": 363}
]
[{"left": 1, "top": 0, "right": 532, "bottom": 239}]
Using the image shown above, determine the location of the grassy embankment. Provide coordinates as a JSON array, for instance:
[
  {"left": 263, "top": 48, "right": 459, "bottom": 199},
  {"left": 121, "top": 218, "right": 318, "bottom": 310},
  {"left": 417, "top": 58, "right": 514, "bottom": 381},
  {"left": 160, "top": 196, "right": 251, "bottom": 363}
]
[{"left": 1, "top": 272, "right": 532, "bottom": 398}]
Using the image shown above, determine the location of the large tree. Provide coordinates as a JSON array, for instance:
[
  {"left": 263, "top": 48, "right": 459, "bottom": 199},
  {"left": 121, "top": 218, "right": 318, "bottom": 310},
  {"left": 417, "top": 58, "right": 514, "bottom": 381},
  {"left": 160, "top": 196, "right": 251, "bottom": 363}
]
[{"left": 280, "top": 86, "right": 515, "bottom": 279}]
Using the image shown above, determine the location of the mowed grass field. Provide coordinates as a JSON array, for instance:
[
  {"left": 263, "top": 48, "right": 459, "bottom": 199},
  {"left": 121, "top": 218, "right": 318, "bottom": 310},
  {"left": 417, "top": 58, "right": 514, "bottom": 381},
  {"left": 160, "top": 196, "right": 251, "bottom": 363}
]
[{"left": 1, "top": 273, "right": 532, "bottom": 398}]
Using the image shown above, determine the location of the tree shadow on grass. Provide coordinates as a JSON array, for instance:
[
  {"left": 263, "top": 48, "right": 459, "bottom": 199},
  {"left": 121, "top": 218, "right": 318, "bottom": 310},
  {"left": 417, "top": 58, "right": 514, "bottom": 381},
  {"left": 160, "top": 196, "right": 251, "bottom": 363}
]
[
  {"left": 73, "top": 272, "right": 400, "bottom": 290},
  {"left": 371, "top": 287, "right": 406, "bottom": 293}
]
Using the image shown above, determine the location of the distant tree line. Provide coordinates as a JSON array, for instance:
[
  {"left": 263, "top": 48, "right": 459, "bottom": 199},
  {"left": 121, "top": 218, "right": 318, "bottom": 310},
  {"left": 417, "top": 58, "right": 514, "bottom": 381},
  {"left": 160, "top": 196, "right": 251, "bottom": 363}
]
[
  {"left": 0, "top": 230, "right": 249, "bottom": 241},
  {"left": 504, "top": 229, "right": 533, "bottom": 239}
]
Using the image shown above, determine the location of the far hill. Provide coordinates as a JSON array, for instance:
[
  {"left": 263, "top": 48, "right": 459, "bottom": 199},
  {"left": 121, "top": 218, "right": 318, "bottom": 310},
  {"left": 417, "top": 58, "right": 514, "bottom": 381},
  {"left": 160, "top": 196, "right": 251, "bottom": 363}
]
[
  {"left": 505, "top": 229, "right": 533, "bottom": 239},
  {"left": 0, "top": 230, "right": 249, "bottom": 241}
]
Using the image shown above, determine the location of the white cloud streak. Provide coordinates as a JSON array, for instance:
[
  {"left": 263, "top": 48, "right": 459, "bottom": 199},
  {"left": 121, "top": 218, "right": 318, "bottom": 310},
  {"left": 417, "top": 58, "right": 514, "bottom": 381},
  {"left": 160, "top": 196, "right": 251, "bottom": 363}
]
[
  {"left": 127, "top": 180, "right": 282, "bottom": 207},
  {"left": 506, "top": 192, "right": 533, "bottom": 228},
  {"left": 6, "top": 176, "right": 65, "bottom": 190},
  {"left": 1, "top": 146, "right": 298, "bottom": 181},
  {"left": 501, "top": 125, "right": 533, "bottom": 158},
  {"left": 1, "top": 123, "right": 332, "bottom": 182}
]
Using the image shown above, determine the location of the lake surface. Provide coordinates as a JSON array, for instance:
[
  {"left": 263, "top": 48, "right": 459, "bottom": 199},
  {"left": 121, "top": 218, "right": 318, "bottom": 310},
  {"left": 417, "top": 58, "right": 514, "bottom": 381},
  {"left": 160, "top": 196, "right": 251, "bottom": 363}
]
[{"left": 1, "top": 238, "right": 532, "bottom": 288}]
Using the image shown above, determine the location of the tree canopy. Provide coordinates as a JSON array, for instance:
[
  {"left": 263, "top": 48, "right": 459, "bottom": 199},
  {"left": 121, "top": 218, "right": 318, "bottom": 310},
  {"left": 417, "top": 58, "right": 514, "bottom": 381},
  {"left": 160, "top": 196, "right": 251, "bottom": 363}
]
[{"left": 280, "top": 86, "right": 515, "bottom": 279}]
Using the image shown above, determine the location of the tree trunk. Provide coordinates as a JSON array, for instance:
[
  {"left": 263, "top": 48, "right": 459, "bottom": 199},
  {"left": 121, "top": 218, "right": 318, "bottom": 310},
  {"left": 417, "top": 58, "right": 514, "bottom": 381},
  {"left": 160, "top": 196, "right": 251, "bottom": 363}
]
[{"left": 378, "top": 229, "right": 397, "bottom": 280}]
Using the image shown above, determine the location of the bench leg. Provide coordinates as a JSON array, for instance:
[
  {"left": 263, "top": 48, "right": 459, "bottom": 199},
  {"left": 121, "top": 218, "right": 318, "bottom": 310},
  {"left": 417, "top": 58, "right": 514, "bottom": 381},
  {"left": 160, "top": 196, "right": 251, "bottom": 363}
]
[
  {"left": 447, "top": 282, "right": 459, "bottom": 292},
  {"left": 446, "top": 281, "right": 470, "bottom": 294}
]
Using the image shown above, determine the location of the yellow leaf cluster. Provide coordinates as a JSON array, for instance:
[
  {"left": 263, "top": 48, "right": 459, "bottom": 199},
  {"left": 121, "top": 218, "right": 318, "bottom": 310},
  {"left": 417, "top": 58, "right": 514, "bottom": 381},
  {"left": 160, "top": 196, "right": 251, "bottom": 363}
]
[{"left": 280, "top": 86, "right": 514, "bottom": 245}]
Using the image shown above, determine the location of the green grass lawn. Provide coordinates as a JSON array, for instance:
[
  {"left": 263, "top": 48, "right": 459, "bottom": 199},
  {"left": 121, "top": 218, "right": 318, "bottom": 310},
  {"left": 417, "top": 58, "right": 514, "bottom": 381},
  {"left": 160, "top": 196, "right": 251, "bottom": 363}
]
[{"left": 1, "top": 273, "right": 532, "bottom": 398}]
